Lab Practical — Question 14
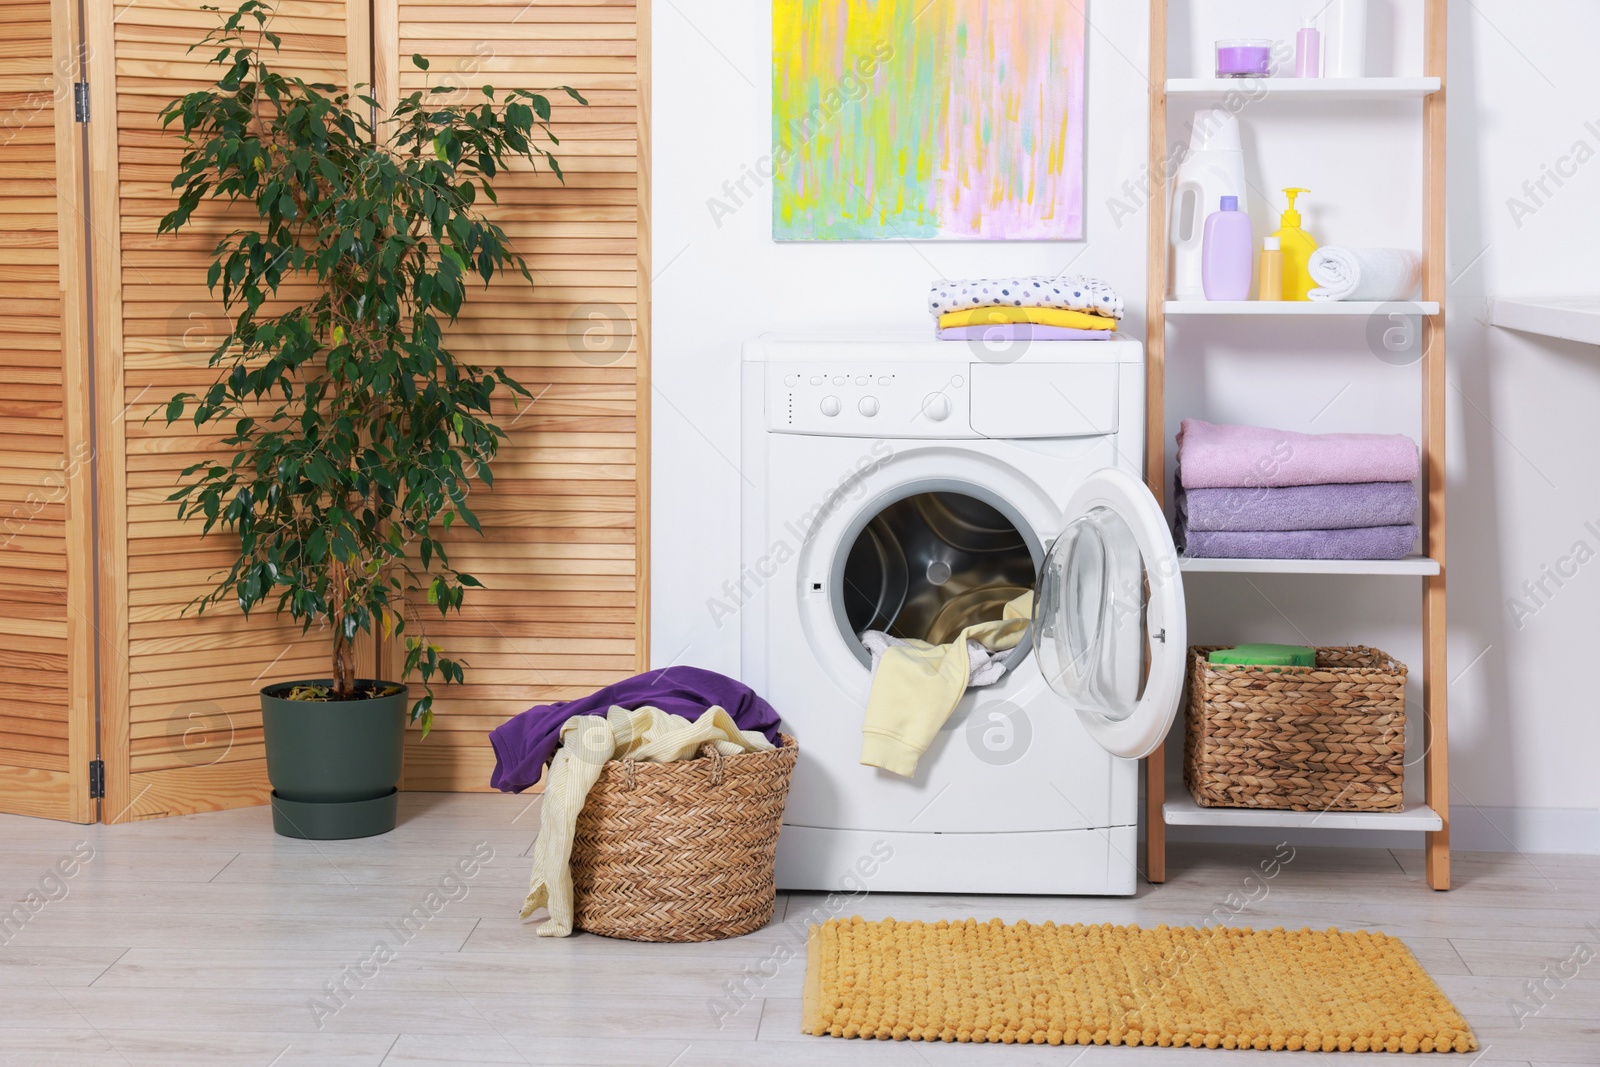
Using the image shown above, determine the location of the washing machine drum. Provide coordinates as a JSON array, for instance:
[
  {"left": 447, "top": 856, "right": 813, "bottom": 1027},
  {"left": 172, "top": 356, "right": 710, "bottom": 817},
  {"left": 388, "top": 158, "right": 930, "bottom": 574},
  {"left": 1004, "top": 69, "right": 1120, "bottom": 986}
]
[{"left": 841, "top": 491, "right": 1035, "bottom": 645}]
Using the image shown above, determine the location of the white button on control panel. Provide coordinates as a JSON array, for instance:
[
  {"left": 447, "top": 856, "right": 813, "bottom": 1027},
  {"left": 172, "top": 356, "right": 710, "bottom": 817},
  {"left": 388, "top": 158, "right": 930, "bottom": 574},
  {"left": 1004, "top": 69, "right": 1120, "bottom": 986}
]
[
  {"left": 855, "top": 376, "right": 869, "bottom": 386},
  {"left": 784, "top": 374, "right": 800, "bottom": 387},
  {"left": 832, "top": 376, "right": 846, "bottom": 386},
  {"left": 819, "top": 395, "right": 842, "bottom": 417},
  {"left": 810, "top": 375, "right": 824, "bottom": 386},
  {"left": 921, "top": 392, "right": 953, "bottom": 421},
  {"left": 858, "top": 396, "right": 880, "bottom": 417}
]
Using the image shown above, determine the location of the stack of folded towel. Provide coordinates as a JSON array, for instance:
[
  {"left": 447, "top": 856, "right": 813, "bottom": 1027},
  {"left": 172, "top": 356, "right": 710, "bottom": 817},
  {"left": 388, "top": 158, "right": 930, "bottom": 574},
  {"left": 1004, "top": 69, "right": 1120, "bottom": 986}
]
[
  {"left": 1175, "top": 419, "right": 1421, "bottom": 561},
  {"left": 928, "top": 275, "right": 1123, "bottom": 340}
]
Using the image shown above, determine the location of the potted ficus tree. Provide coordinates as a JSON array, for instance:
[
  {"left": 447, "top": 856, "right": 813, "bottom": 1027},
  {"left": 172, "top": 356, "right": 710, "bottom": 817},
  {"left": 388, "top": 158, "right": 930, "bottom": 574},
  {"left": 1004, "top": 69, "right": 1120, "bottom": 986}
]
[{"left": 158, "top": 0, "right": 585, "bottom": 839}]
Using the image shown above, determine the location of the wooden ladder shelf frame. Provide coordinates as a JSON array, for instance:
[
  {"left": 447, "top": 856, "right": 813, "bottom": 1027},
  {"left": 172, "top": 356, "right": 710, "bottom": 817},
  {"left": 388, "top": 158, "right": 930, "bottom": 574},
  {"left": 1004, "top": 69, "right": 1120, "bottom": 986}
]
[{"left": 1143, "top": 0, "right": 1451, "bottom": 891}]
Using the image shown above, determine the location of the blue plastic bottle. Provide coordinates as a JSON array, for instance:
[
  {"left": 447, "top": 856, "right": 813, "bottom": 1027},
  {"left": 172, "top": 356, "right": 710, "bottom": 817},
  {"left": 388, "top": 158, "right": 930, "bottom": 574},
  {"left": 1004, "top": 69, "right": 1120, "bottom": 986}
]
[{"left": 1201, "top": 195, "right": 1253, "bottom": 301}]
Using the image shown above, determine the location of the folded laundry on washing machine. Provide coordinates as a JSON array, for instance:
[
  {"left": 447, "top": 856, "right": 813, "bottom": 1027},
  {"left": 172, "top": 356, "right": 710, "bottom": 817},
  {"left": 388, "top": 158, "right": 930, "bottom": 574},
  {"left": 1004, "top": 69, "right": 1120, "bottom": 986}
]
[
  {"left": 937, "top": 324, "right": 1114, "bottom": 341},
  {"left": 860, "top": 591, "right": 1034, "bottom": 778},
  {"left": 937, "top": 306, "right": 1118, "bottom": 332},
  {"left": 928, "top": 274, "right": 1125, "bottom": 320}
]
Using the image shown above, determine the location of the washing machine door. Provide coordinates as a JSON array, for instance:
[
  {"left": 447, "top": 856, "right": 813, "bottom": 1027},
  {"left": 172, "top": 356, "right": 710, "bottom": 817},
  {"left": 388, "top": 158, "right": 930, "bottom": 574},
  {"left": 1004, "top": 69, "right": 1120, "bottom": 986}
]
[{"left": 1032, "top": 466, "right": 1186, "bottom": 759}]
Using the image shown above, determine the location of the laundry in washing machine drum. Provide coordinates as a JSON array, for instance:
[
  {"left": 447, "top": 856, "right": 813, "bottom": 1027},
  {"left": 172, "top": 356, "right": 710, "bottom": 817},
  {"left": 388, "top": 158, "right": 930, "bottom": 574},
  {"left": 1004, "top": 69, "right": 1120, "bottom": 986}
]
[{"left": 841, "top": 491, "right": 1036, "bottom": 647}]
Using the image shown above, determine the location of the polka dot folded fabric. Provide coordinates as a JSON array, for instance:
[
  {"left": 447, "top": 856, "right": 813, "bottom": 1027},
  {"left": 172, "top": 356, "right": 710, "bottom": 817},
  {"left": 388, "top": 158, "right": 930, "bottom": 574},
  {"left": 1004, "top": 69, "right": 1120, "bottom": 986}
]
[
  {"left": 802, "top": 917, "right": 1478, "bottom": 1053},
  {"left": 928, "top": 275, "right": 1124, "bottom": 320}
]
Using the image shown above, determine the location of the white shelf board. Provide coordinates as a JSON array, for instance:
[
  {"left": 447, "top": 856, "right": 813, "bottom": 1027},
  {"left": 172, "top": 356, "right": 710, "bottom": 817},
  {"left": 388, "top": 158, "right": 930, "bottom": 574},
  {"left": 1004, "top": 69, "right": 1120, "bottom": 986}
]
[
  {"left": 1489, "top": 294, "right": 1600, "bottom": 347},
  {"left": 1179, "top": 555, "right": 1440, "bottom": 576},
  {"left": 1164, "top": 792, "right": 1443, "bottom": 832},
  {"left": 1165, "top": 300, "right": 1438, "bottom": 317},
  {"left": 1166, "top": 77, "right": 1440, "bottom": 102}
]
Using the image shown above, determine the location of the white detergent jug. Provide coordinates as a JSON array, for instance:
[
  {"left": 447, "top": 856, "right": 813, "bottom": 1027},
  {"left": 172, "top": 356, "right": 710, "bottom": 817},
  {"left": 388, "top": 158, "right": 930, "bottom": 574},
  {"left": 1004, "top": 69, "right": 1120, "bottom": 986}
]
[{"left": 1169, "top": 110, "right": 1249, "bottom": 301}]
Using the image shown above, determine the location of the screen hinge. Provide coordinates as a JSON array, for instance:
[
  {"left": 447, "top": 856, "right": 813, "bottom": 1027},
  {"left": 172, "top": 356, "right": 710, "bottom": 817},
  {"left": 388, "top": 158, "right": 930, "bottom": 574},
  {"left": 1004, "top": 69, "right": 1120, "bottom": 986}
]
[
  {"left": 88, "top": 759, "right": 105, "bottom": 799},
  {"left": 73, "top": 82, "right": 90, "bottom": 123}
]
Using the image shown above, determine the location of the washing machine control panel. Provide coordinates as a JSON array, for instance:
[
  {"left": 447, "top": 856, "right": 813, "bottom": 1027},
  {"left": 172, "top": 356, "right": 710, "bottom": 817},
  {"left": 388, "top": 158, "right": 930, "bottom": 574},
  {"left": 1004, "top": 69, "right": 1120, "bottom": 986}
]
[{"left": 770, "top": 363, "right": 979, "bottom": 438}]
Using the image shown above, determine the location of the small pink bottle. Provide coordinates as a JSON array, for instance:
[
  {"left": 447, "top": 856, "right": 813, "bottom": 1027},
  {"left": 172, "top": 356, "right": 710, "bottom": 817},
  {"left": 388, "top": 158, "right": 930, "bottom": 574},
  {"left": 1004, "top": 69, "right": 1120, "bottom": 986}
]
[{"left": 1201, "top": 196, "right": 1253, "bottom": 301}]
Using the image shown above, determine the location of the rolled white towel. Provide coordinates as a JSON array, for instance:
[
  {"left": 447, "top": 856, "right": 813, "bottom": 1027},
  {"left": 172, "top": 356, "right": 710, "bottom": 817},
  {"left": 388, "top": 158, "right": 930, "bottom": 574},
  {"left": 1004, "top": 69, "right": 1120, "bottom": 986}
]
[{"left": 1307, "top": 247, "right": 1422, "bottom": 302}]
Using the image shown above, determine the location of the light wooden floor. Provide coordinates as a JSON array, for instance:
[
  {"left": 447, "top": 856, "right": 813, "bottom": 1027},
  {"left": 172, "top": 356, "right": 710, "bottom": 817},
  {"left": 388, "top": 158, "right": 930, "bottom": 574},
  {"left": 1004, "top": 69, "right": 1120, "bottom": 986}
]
[{"left": 0, "top": 793, "right": 1594, "bottom": 1066}]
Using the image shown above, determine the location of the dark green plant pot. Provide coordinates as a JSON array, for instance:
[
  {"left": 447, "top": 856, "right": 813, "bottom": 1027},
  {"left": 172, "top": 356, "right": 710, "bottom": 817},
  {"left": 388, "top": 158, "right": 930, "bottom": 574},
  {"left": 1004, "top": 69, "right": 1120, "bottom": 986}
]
[{"left": 260, "top": 680, "right": 408, "bottom": 840}]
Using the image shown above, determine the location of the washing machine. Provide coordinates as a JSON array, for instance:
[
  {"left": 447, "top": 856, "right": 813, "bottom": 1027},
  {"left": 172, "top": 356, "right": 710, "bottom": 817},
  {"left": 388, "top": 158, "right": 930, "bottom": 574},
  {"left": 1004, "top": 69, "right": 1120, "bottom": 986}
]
[{"left": 740, "top": 335, "right": 1186, "bottom": 896}]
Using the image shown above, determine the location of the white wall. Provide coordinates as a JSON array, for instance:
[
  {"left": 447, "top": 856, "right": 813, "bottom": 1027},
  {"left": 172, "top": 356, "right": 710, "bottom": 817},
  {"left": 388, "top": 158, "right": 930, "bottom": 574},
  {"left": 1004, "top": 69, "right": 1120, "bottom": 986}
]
[{"left": 652, "top": 0, "right": 1600, "bottom": 851}]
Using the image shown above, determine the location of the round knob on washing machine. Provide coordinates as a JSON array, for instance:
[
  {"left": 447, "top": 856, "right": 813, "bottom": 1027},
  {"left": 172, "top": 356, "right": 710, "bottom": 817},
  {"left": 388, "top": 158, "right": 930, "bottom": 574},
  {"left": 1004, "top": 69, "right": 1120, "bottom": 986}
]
[
  {"left": 921, "top": 392, "right": 953, "bottom": 421},
  {"left": 820, "top": 395, "right": 842, "bottom": 417},
  {"left": 858, "top": 396, "right": 880, "bottom": 417}
]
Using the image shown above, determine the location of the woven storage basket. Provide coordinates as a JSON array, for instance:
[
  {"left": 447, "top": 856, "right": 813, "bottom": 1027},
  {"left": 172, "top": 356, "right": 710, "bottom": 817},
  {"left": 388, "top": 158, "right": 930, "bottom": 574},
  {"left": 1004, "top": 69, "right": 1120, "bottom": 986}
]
[
  {"left": 1184, "top": 647, "right": 1406, "bottom": 812},
  {"left": 569, "top": 734, "right": 797, "bottom": 942}
]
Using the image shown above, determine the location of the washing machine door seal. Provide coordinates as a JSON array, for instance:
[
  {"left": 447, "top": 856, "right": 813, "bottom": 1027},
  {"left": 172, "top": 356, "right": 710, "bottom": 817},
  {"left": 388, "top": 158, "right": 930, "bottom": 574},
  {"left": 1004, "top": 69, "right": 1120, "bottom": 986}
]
[{"left": 1032, "top": 466, "right": 1186, "bottom": 759}]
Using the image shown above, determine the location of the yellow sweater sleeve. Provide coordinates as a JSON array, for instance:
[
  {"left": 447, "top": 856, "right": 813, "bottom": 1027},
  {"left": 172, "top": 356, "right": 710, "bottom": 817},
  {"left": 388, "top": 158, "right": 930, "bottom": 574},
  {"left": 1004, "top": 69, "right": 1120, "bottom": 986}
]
[
  {"left": 938, "top": 306, "right": 1117, "bottom": 331},
  {"left": 860, "top": 593, "right": 1035, "bottom": 776}
]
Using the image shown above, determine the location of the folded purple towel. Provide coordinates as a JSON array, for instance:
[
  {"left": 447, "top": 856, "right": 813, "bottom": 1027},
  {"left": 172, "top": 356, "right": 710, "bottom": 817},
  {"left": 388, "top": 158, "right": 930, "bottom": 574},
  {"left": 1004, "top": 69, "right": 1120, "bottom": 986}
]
[
  {"left": 1177, "top": 419, "right": 1420, "bottom": 489},
  {"left": 1180, "top": 525, "right": 1419, "bottom": 561},
  {"left": 937, "top": 325, "right": 1112, "bottom": 341},
  {"left": 1178, "top": 481, "right": 1418, "bottom": 533}
]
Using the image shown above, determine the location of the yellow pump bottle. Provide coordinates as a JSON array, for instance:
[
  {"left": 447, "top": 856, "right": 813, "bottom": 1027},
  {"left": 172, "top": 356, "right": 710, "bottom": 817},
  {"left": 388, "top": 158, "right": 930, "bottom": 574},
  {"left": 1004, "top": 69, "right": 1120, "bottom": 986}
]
[{"left": 1270, "top": 188, "right": 1319, "bottom": 301}]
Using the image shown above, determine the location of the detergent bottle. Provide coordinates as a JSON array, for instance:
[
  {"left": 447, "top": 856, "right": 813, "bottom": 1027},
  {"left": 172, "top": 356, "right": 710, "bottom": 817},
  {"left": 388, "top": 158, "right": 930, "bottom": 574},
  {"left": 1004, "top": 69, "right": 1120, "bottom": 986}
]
[
  {"left": 1270, "top": 188, "right": 1319, "bottom": 301},
  {"left": 1168, "top": 110, "right": 1249, "bottom": 300}
]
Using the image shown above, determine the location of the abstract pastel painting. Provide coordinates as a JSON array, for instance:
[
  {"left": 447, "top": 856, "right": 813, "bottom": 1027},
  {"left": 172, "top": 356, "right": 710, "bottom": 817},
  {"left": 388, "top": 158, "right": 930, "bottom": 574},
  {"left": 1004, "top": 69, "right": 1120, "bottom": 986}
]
[{"left": 772, "top": 0, "right": 1086, "bottom": 241}]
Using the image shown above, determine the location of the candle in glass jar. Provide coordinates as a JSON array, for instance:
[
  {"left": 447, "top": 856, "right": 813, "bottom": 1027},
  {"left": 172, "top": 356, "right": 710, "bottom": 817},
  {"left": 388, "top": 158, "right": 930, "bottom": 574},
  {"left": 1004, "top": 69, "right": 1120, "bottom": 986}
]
[{"left": 1215, "top": 39, "right": 1273, "bottom": 78}]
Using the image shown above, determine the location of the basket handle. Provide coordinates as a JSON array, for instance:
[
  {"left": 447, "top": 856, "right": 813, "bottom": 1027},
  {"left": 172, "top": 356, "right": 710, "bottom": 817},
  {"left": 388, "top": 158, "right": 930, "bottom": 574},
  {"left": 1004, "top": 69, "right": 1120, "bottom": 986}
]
[{"left": 698, "top": 742, "right": 725, "bottom": 786}]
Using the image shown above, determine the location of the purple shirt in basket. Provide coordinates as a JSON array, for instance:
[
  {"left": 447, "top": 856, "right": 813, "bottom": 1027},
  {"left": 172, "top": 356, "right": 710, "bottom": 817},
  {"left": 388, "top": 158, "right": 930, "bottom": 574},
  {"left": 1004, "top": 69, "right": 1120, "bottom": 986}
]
[{"left": 488, "top": 667, "right": 783, "bottom": 793}]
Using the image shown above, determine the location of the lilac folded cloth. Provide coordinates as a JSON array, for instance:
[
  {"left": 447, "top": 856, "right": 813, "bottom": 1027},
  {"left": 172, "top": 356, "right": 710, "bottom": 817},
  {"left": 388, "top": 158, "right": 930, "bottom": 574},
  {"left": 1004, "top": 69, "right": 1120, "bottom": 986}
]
[
  {"left": 1180, "top": 525, "right": 1419, "bottom": 560},
  {"left": 487, "top": 667, "right": 782, "bottom": 792},
  {"left": 1178, "top": 481, "right": 1418, "bottom": 533},
  {"left": 1177, "top": 419, "right": 1420, "bottom": 489},
  {"left": 937, "top": 325, "right": 1112, "bottom": 341}
]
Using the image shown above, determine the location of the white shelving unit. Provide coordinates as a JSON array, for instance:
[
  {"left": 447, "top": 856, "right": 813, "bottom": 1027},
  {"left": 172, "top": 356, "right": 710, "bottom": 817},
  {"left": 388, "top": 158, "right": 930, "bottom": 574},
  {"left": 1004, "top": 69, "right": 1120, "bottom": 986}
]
[
  {"left": 1146, "top": 1, "right": 1452, "bottom": 889},
  {"left": 1165, "top": 77, "right": 1440, "bottom": 102},
  {"left": 1489, "top": 295, "right": 1600, "bottom": 347},
  {"left": 1166, "top": 300, "right": 1438, "bottom": 317},
  {"left": 1164, "top": 791, "right": 1443, "bottom": 832},
  {"left": 1179, "top": 555, "right": 1440, "bottom": 577}
]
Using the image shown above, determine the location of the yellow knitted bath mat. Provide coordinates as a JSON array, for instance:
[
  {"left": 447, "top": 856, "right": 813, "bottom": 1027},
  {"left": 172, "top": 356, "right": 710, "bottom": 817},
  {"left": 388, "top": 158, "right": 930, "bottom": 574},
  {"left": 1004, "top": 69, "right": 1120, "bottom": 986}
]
[{"left": 802, "top": 918, "right": 1477, "bottom": 1053}]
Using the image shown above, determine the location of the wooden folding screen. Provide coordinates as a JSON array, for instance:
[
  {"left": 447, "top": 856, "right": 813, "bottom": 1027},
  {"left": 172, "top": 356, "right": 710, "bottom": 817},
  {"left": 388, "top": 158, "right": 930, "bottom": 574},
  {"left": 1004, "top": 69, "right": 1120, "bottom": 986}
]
[
  {"left": 85, "top": 0, "right": 371, "bottom": 821},
  {"left": 57, "top": 0, "right": 648, "bottom": 819},
  {"left": 0, "top": 0, "right": 95, "bottom": 822},
  {"left": 373, "top": 0, "right": 649, "bottom": 790}
]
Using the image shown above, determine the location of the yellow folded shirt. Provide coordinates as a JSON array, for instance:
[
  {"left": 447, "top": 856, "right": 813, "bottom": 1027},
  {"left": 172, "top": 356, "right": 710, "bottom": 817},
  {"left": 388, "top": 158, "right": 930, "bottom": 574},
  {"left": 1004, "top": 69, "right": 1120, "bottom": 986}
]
[{"left": 938, "top": 306, "right": 1117, "bottom": 332}]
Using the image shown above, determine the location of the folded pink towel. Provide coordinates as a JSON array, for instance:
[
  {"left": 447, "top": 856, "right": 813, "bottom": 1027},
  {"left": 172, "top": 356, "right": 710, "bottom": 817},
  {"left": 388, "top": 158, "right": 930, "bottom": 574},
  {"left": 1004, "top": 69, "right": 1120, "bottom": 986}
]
[{"left": 1177, "top": 419, "right": 1420, "bottom": 490}]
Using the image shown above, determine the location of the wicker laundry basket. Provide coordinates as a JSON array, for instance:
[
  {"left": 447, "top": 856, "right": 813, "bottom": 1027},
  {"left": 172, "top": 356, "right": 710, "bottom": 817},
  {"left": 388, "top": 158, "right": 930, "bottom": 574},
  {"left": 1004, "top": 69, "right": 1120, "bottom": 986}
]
[
  {"left": 569, "top": 734, "right": 798, "bottom": 942},
  {"left": 1184, "top": 647, "right": 1406, "bottom": 812}
]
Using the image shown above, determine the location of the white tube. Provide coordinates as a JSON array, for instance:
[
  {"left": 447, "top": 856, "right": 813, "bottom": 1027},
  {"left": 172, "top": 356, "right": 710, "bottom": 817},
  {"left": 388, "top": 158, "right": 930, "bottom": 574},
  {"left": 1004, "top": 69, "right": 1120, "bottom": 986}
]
[{"left": 1324, "top": 0, "right": 1368, "bottom": 79}]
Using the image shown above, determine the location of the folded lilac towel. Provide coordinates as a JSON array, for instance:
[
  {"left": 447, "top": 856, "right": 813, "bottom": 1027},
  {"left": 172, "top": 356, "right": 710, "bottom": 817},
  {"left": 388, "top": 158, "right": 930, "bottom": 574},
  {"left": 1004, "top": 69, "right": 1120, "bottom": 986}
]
[
  {"left": 1180, "top": 525, "right": 1419, "bottom": 560},
  {"left": 937, "top": 325, "right": 1112, "bottom": 341},
  {"left": 1178, "top": 481, "right": 1418, "bottom": 533},
  {"left": 1177, "top": 419, "right": 1420, "bottom": 489}
]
